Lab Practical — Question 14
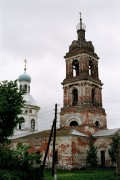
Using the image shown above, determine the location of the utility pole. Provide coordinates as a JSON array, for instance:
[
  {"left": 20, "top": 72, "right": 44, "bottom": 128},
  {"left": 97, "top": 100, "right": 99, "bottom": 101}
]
[
  {"left": 40, "top": 104, "right": 57, "bottom": 180},
  {"left": 52, "top": 103, "right": 57, "bottom": 180},
  {"left": 40, "top": 117, "right": 55, "bottom": 179}
]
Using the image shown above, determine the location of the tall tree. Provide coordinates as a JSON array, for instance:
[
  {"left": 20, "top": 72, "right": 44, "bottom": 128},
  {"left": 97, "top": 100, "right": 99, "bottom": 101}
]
[{"left": 0, "top": 80, "right": 24, "bottom": 144}]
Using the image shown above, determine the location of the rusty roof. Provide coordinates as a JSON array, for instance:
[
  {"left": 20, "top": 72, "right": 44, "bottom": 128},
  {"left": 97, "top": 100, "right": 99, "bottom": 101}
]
[{"left": 11, "top": 127, "right": 87, "bottom": 140}]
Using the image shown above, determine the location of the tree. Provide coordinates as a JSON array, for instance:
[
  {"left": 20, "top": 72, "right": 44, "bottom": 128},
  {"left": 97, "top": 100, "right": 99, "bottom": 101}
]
[
  {"left": 109, "top": 134, "right": 120, "bottom": 163},
  {"left": 0, "top": 80, "right": 24, "bottom": 144},
  {"left": 109, "top": 134, "right": 120, "bottom": 176},
  {"left": 86, "top": 138, "right": 98, "bottom": 167}
]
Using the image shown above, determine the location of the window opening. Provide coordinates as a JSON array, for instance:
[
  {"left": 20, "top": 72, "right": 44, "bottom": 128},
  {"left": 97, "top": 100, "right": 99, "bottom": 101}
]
[
  {"left": 24, "top": 84, "right": 27, "bottom": 92},
  {"left": 72, "top": 89, "right": 78, "bottom": 105},
  {"left": 31, "top": 119, "right": 35, "bottom": 131},
  {"left": 95, "top": 121, "right": 100, "bottom": 127},
  {"left": 69, "top": 121, "right": 78, "bottom": 126},
  {"left": 20, "top": 85, "right": 22, "bottom": 92},
  {"left": 19, "top": 123, "right": 21, "bottom": 130},
  {"left": 89, "top": 60, "right": 93, "bottom": 76},
  {"left": 101, "top": 151, "right": 105, "bottom": 166},
  {"left": 29, "top": 109, "right": 32, "bottom": 113},
  {"left": 72, "top": 60, "right": 79, "bottom": 77},
  {"left": 18, "top": 117, "right": 25, "bottom": 130},
  {"left": 92, "top": 88, "right": 95, "bottom": 105}
]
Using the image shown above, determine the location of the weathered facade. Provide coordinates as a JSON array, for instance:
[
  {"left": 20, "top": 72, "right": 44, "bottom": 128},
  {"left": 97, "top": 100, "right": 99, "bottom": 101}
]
[
  {"left": 12, "top": 16, "right": 120, "bottom": 170},
  {"left": 60, "top": 15, "right": 106, "bottom": 134}
]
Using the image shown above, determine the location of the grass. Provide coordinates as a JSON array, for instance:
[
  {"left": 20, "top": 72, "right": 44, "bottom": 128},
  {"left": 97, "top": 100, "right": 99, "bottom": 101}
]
[{"left": 43, "top": 168, "right": 120, "bottom": 180}]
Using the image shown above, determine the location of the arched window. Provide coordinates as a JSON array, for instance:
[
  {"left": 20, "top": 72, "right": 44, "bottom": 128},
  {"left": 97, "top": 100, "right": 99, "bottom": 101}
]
[
  {"left": 72, "top": 60, "right": 79, "bottom": 77},
  {"left": 89, "top": 60, "right": 93, "bottom": 76},
  {"left": 28, "top": 86, "right": 30, "bottom": 93},
  {"left": 24, "top": 84, "right": 27, "bottom": 92},
  {"left": 19, "top": 117, "right": 25, "bottom": 130},
  {"left": 69, "top": 121, "right": 78, "bottom": 126},
  {"left": 95, "top": 121, "right": 100, "bottom": 127},
  {"left": 19, "top": 123, "right": 21, "bottom": 130},
  {"left": 92, "top": 88, "right": 95, "bottom": 105},
  {"left": 72, "top": 88, "right": 78, "bottom": 105},
  {"left": 31, "top": 119, "right": 35, "bottom": 131}
]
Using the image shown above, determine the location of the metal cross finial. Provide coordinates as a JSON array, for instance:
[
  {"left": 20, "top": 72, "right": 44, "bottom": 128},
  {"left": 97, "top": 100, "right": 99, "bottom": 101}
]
[
  {"left": 24, "top": 59, "right": 27, "bottom": 72},
  {"left": 79, "top": 12, "right": 82, "bottom": 20},
  {"left": 79, "top": 12, "right": 82, "bottom": 29}
]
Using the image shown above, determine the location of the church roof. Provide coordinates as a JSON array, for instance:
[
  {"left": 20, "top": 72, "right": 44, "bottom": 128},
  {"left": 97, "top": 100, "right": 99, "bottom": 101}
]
[
  {"left": 18, "top": 72, "right": 31, "bottom": 82},
  {"left": 70, "top": 129, "right": 87, "bottom": 137},
  {"left": 11, "top": 128, "right": 87, "bottom": 140},
  {"left": 23, "top": 93, "right": 38, "bottom": 106},
  {"left": 93, "top": 128, "right": 120, "bottom": 137}
]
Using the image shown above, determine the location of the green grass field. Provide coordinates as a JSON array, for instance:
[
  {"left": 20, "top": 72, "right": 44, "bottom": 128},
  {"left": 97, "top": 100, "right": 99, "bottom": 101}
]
[{"left": 43, "top": 168, "right": 120, "bottom": 180}]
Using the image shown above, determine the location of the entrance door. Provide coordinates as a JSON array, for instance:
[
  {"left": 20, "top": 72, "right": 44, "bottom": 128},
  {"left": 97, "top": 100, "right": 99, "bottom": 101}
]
[{"left": 101, "top": 151, "right": 105, "bottom": 166}]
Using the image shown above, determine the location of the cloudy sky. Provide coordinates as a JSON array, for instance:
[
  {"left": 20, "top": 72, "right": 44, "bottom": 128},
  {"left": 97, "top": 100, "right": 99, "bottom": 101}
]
[{"left": 0, "top": 0, "right": 120, "bottom": 131}]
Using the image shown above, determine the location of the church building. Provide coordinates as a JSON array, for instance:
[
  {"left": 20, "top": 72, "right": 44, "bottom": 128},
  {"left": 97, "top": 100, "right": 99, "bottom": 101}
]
[
  {"left": 12, "top": 60, "right": 40, "bottom": 138},
  {"left": 12, "top": 16, "right": 120, "bottom": 170}
]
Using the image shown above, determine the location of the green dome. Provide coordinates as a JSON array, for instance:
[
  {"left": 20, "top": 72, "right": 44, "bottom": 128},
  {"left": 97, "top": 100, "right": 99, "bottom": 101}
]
[{"left": 18, "top": 72, "right": 31, "bottom": 82}]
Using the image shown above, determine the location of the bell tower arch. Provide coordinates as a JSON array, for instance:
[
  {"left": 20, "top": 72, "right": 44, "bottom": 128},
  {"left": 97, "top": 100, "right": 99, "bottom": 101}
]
[{"left": 60, "top": 14, "right": 107, "bottom": 134}]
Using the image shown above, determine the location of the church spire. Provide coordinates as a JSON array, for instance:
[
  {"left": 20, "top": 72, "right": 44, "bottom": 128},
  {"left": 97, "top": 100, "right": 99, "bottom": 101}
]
[
  {"left": 24, "top": 59, "right": 27, "bottom": 72},
  {"left": 80, "top": 12, "right": 82, "bottom": 29},
  {"left": 77, "top": 12, "right": 86, "bottom": 41}
]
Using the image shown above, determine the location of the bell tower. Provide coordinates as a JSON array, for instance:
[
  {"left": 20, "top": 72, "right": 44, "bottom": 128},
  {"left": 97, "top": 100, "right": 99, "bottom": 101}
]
[{"left": 60, "top": 14, "right": 107, "bottom": 134}]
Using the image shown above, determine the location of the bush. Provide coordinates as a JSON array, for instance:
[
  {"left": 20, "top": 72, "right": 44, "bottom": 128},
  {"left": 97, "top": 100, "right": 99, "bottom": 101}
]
[
  {"left": 86, "top": 139, "right": 98, "bottom": 167},
  {"left": 0, "top": 143, "right": 41, "bottom": 180}
]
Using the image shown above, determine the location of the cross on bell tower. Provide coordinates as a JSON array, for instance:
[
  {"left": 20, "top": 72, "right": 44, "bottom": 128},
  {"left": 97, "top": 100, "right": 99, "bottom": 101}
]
[{"left": 60, "top": 14, "right": 107, "bottom": 135}]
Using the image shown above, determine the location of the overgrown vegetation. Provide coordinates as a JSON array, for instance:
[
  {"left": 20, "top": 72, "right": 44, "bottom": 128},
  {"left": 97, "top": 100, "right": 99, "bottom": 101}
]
[
  {"left": 0, "top": 143, "right": 41, "bottom": 180},
  {"left": 86, "top": 138, "right": 98, "bottom": 167},
  {"left": 109, "top": 134, "right": 120, "bottom": 163}
]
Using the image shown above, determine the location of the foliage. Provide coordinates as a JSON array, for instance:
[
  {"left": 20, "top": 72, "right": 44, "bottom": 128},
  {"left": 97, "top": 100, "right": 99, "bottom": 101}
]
[
  {"left": 86, "top": 138, "right": 98, "bottom": 167},
  {"left": 109, "top": 134, "right": 120, "bottom": 163},
  {"left": 0, "top": 80, "right": 24, "bottom": 144},
  {"left": 0, "top": 143, "right": 41, "bottom": 180}
]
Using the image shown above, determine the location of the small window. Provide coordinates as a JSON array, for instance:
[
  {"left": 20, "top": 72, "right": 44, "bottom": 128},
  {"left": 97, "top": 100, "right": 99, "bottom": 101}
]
[
  {"left": 95, "top": 121, "right": 100, "bottom": 127},
  {"left": 69, "top": 121, "right": 78, "bottom": 126},
  {"left": 19, "top": 123, "right": 21, "bottom": 130},
  {"left": 29, "top": 109, "right": 32, "bottom": 113},
  {"left": 72, "top": 60, "right": 79, "bottom": 77},
  {"left": 18, "top": 117, "right": 25, "bottom": 130},
  {"left": 25, "top": 110, "right": 28, "bottom": 114},
  {"left": 31, "top": 119, "right": 35, "bottom": 131},
  {"left": 72, "top": 88, "right": 78, "bottom": 105}
]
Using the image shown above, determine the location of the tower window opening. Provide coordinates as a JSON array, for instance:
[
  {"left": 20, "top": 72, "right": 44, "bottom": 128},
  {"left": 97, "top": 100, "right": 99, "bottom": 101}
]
[
  {"left": 31, "top": 119, "right": 35, "bottom": 131},
  {"left": 24, "top": 84, "right": 27, "bottom": 92},
  {"left": 95, "top": 121, "right": 100, "bottom": 127},
  {"left": 92, "top": 88, "right": 95, "bottom": 105},
  {"left": 69, "top": 121, "right": 78, "bottom": 126},
  {"left": 72, "top": 88, "right": 78, "bottom": 105},
  {"left": 89, "top": 59, "right": 93, "bottom": 76},
  {"left": 72, "top": 60, "right": 79, "bottom": 77},
  {"left": 20, "top": 85, "right": 22, "bottom": 92}
]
